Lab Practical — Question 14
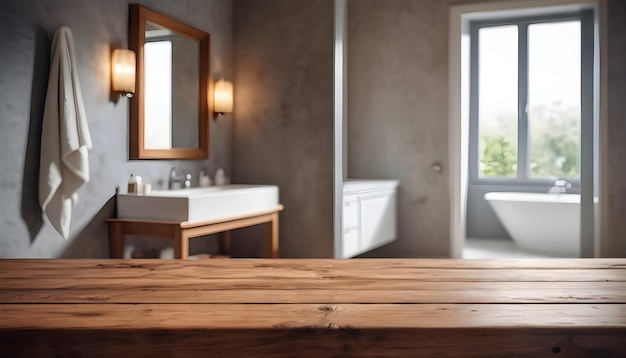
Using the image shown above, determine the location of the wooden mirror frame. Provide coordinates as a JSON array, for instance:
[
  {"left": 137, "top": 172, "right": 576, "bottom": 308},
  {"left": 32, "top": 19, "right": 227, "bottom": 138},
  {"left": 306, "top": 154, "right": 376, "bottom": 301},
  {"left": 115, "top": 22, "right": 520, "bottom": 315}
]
[{"left": 129, "top": 4, "right": 210, "bottom": 159}]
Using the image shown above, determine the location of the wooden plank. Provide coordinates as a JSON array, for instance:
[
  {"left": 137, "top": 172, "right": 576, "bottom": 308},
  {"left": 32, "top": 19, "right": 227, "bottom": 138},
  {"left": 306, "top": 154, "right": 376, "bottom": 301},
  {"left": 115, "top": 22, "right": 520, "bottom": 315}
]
[
  {"left": 3, "top": 258, "right": 626, "bottom": 275},
  {"left": 218, "top": 231, "right": 231, "bottom": 255},
  {"left": 1, "top": 304, "right": 624, "bottom": 329},
  {"left": 266, "top": 212, "right": 279, "bottom": 258},
  {"left": 182, "top": 212, "right": 276, "bottom": 238},
  {"left": 1, "top": 281, "right": 625, "bottom": 304},
  {"left": 1, "top": 270, "right": 624, "bottom": 290},
  {"left": 179, "top": 205, "right": 283, "bottom": 228},
  {"left": 0, "top": 260, "right": 624, "bottom": 281},
  {"left": 106, "top": 206, "right": 283, "bottom": 230},
  {"left": 173, "top": 227, "right": 188, "bottom": 259},
  {"left": 1, "top": 328, "right": 623, "bottom": 357}
]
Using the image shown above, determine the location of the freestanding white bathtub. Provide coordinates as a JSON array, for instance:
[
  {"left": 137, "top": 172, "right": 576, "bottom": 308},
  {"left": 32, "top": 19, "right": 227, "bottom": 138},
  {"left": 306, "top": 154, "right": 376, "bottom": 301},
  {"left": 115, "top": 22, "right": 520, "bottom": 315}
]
[{"left": 484, "top": 192, "right": 580, "bottom": 257}]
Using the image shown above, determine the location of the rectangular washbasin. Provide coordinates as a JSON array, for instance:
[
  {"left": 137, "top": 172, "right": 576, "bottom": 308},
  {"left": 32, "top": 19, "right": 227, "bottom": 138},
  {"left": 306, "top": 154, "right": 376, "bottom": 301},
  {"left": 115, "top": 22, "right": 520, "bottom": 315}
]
[{"left": 117, "top": 185, "right": 279, "bottom": 222}]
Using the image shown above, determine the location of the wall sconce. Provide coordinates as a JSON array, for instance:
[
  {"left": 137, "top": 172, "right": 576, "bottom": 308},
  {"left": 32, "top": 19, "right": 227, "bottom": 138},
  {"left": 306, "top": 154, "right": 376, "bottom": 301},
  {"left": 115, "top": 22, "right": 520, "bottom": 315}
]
[
  {"left": 213, "top": 79, "right": 233, "bottom": 120},
  {"left": 111, "top": 49, "right": 136, "bottom": 98}
]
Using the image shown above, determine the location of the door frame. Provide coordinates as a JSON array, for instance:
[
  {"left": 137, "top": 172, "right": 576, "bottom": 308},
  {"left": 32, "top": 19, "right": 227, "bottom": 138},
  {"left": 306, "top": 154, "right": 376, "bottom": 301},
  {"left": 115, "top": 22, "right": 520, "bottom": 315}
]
[{"left": 448, "top": 0, "right": 608, "bottom": 258}]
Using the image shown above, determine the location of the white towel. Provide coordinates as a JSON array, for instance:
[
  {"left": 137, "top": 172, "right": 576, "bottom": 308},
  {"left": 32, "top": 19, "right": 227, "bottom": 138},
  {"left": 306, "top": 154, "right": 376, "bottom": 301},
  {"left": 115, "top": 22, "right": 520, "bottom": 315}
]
[{"left": 39, "top": 26, "right": 92, "bottom": 239}]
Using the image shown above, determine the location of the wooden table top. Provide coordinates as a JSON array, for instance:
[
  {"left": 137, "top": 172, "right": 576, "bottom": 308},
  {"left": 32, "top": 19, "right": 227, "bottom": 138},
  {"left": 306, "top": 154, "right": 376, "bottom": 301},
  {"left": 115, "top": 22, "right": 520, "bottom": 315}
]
[{"left": 1, "top": 258, "right": 625, "bottom": 357}]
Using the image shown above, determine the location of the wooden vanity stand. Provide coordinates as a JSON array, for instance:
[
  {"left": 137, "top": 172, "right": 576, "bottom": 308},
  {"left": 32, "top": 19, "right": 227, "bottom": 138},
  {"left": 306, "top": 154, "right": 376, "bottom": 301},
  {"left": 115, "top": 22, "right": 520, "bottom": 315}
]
[{"left": 107, "top": 205, "right": 283, "bottom": 259}]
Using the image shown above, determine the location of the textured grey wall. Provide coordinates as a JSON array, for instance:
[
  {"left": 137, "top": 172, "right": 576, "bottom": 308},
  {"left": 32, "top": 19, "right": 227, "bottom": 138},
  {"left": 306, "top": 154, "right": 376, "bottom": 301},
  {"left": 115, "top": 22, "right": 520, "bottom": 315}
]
[
  {"left": 606, "top": 0, "right": 626, "bottom": 257},
  {"left": 232, "top": 0, "right": 335, "bottom": 258},
  {"left": 348, "top": 0, "right": 453, "bottom": 257},
  {"left": 0, "top": 0, "right": 233, "bottom": 257}
]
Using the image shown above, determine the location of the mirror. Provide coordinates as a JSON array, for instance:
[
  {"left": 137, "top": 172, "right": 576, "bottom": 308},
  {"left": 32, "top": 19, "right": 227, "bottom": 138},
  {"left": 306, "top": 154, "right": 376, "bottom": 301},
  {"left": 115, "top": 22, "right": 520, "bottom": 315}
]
[{"left": 129, "top": 5, "right": 210, "bottom": 159}]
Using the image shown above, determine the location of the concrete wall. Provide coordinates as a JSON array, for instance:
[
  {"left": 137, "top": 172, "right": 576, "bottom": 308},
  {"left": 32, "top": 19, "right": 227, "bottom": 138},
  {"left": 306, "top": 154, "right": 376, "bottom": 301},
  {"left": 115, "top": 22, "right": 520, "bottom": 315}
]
[
  {"left": 605, "top": 0, "right": 626, "bottom": 257},
  {"left": 0, "top": 0, "right": 233, "bottom": 257},
  {"left": 347, "top": 0, "right": 454, "bottom": 257},
  {"left": 232, "top": 0, "right": 335, "bottom": 258}
]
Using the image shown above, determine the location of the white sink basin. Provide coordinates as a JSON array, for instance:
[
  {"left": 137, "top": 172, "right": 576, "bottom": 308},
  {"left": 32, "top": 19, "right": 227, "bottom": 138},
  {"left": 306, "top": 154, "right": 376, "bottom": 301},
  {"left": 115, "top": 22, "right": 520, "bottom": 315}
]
[{"left": 117, "top": 185, "right": 279, "bottom": 222}]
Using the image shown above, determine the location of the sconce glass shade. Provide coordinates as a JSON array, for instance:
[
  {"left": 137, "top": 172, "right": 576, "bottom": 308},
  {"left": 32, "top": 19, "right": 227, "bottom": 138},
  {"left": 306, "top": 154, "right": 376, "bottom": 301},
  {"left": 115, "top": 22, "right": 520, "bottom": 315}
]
[
  {"left": 214, "top": 79, "right": 233, "bottom": 114},
  {"left": 112, "top": 49, "right": 136, "bottom": 96}
]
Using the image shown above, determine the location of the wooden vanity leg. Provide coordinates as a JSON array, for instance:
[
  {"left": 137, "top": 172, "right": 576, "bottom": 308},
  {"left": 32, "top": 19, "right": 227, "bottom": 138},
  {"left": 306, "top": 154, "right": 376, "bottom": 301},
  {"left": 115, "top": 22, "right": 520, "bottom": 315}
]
[
  {"left": 266, "top": 212, "right": 279, "bottom": 258},
  {"left": 218, "top": 231, "right": 231, "bottom": 256},
  {"left": 174, "top": 228, "right": 189, "bottom": 259},
  {"left": 109, "top": 221, "right": 125, "bottom": 259}
]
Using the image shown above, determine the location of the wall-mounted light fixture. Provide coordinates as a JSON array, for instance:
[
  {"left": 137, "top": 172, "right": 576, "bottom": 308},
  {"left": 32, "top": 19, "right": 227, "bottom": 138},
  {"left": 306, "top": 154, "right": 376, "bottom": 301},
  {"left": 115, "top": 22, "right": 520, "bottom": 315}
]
[
  {"left": 213, "top": 79, "right": 233, "bottom": 120},
  {"left": 111, "top": 49, "right": 136, "bottom": 98}
]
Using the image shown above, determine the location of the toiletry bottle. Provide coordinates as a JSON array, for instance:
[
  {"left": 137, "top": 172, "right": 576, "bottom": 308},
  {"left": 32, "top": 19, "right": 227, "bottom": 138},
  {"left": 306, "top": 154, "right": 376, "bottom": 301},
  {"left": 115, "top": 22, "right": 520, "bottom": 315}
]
[
  {"left": 128, "top": 174, "right": 138, "bottom": 194},
  {"left": 135, "top": 175, "right": 143, "bottom": 195},
  {"left": 199, "top": 168, "right": 212, "bottom": 187},
  {"left": 215, "top": 168, "right": 225, "bottom": 186}
]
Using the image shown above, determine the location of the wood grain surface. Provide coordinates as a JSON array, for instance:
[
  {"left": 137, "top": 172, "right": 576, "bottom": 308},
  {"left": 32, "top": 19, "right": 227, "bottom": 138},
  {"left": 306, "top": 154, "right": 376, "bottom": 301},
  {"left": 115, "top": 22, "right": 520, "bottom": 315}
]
[{"left": 0, "top": 259, "right": 625, "bottom": 357}]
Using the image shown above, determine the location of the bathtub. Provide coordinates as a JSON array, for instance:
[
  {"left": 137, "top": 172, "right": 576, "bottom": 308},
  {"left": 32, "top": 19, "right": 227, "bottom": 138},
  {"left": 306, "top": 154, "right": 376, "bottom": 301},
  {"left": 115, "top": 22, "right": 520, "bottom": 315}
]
[{"left": 484, "top": 192, "right": 580, "bottom": 257}]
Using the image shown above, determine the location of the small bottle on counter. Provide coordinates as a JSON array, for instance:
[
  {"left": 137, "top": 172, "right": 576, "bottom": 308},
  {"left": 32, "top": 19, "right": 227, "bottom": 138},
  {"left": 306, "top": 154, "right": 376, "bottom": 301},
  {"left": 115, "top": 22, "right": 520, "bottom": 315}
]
[
  {"left": 127, "top": 174, "right": 142, "bottom": 194},
  {"left": 199, "top": 168, "right": 212, "bottom": 187},
  {"left": 215, "top": 168, "right": 226, "bottom": 186}
]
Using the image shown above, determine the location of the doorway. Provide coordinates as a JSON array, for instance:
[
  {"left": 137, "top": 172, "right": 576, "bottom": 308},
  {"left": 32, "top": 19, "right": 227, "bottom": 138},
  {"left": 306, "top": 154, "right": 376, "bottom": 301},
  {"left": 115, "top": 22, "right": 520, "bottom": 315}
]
[{"left": 448, "top": 0, "right": 605, "bottom": 258}]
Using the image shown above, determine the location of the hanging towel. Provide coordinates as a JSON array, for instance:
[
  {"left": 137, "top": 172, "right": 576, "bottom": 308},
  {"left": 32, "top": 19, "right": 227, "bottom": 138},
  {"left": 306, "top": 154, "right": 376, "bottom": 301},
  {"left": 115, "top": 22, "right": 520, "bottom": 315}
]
[{"left": 39, "top": 26, "right": 92, "bottom": 239}]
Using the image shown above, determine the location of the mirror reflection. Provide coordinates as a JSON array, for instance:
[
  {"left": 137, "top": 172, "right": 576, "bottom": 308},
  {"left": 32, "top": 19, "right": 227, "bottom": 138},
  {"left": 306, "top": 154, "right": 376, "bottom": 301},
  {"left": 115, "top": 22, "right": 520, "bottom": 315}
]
[{"left": 144, "top": 21, "right": 199, "bottom": 149}]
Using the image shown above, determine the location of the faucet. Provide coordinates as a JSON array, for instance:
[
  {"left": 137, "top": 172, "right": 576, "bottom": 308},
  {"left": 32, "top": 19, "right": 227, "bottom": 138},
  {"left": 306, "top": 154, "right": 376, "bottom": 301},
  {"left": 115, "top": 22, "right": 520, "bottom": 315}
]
[
  {"left": 168, "top": 167, "right": 184, "bottom": 190},
  {"left": 548, "top": 178, "right": 572, "bottom": 194}
]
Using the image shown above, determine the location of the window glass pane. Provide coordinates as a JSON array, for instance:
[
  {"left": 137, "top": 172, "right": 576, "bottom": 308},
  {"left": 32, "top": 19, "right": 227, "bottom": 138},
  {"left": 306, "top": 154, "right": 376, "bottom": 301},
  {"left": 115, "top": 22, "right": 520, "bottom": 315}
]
[
  {"left": 478, "top": 25, "right": 518, "bottom": 178},
  {"left": 528, "top": 21, "right": 581, "bottom": 179}
]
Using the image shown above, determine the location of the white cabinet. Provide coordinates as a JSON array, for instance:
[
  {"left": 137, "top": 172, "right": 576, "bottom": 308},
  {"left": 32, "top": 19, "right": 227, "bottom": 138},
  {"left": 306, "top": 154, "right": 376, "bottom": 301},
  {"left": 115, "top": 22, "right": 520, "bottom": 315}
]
[{"left": 341, "top": 180, "right": 398, "bottom": 258}]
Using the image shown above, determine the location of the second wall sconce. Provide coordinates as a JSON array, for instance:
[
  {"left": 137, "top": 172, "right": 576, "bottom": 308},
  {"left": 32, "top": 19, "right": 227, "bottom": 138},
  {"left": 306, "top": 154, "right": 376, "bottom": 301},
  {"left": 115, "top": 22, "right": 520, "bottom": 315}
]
[
  {"left": 112, "top": 49, "right": 136, "bottom": 98},
  {"left": 213, "top": 79, "right": 233, "bottom": 120}
]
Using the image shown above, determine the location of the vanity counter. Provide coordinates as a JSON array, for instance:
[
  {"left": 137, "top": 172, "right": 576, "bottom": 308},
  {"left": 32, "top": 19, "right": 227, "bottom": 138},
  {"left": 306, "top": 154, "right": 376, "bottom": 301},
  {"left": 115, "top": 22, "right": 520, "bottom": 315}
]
[{"left": 0, "top": 258, "right": 625, "bottom": 356}]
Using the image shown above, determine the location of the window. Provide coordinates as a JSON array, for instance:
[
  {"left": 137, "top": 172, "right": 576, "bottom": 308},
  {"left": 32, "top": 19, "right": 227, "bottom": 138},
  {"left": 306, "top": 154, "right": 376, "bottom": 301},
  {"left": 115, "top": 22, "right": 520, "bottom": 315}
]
[{"left": 469, "top": 13, "right": 592, "bottom": 184}]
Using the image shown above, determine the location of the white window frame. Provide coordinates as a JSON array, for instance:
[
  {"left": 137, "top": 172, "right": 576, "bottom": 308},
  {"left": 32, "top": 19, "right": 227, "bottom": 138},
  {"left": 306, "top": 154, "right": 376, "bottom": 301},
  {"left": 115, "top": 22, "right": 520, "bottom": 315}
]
[{"left": 468, "top": 11, "right": 594, "bottom": 188}]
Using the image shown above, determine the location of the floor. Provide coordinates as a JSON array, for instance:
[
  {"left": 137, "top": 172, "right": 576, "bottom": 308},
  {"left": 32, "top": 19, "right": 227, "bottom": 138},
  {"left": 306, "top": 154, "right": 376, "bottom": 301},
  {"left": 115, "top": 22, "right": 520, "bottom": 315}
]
[{"left": 463, "top": 238, "right": 552, "bottom": 259}]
